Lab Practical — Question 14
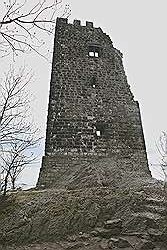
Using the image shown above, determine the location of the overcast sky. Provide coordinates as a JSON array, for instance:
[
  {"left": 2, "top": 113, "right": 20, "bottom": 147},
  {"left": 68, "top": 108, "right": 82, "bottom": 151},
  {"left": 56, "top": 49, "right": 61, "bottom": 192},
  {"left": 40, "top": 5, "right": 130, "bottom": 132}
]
[{"left": 1, "top": 0, "right": 167, "bottom": 187}]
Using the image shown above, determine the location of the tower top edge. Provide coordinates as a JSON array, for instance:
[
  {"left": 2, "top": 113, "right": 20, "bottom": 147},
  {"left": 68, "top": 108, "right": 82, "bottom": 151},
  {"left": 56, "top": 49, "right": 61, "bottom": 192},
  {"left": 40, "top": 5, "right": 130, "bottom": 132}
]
[
  {"left": 56, "top": 17, "right": 96, "bottom": 28},
  {"left": 56, "top": 18, "right": 123, "bottom": 58}
]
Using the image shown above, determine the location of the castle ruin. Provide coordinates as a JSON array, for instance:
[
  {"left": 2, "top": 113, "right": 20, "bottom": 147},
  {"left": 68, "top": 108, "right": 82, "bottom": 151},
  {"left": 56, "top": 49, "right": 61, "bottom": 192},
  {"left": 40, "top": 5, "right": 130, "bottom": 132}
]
[{"left": 37, "top": 18, "right": 150, "bottom": 189}]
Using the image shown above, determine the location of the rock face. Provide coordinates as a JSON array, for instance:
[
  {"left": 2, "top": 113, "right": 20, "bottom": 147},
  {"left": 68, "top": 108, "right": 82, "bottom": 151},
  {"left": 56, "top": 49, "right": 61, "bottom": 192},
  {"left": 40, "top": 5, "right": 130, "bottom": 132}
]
[
  {"left": 0, "top": 179, "right": 166, "bottom": 249},
  {"left": 37, "top": 18, "right": 150, "bottom": 189}
]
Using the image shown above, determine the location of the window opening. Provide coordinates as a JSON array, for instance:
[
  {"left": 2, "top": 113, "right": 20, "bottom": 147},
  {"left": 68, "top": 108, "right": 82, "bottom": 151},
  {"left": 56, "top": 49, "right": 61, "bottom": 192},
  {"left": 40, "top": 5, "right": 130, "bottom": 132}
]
[
  {"left": 95, "top": 122, "right": 106, "bottom": 137},
  {"left": 89, "top": 51, "right": 94, "bottom": 57},
  {"left": 96, "top": 130, "right": 101, "bottom": 136},
  {"left": 88, "top": 46, "right": 100, "bottom": 57},
  {"left": 91, "top": 76, "right": 97, "bottom": 88},
  {"left": 95, "top": 52, "right": 99, "bottom": 57}
]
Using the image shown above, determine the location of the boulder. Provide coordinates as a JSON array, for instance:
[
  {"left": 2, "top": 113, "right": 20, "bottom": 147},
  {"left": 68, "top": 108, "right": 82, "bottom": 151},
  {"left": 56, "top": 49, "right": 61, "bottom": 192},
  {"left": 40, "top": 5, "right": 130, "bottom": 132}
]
[
  {"left": 104, "top": 219, "right": 122, "bottom": 235},
  {"left": 148, "top": 228, "right": 167, "bottom": 242},
  {"left": 108, "top": 237, "right": 132, "bottom": 248},
  {"left": 104, "top": 219, "right": 122, "bottom": 230},
  {"left": 137, "top": 239, "right": 155, "bottom": 250},
  {"left": 95, "top": 228, "right": 114, "bottom": 239}
]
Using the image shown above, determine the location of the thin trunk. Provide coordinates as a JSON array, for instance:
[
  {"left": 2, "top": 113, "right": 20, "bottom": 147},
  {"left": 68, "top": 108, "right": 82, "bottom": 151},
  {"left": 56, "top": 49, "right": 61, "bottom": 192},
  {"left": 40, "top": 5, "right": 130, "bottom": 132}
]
[
  {"left": 3, "top": 171, "right": 10, "bottom": 196},
  {"left": 11, "top": 177, "right": 16, "bottom": 190}
]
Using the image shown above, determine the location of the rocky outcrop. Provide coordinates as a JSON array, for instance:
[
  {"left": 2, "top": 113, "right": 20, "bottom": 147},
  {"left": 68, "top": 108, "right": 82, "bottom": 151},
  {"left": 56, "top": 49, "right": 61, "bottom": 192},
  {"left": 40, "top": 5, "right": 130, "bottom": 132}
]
[{"left": 0, "top": 178, "right": 166, "bottom": 249}]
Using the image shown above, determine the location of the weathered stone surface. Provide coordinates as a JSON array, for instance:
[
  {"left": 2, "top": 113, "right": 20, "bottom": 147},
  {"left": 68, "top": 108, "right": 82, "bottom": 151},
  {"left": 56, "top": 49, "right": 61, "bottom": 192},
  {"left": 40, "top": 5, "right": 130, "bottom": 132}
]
[
  {"left": 37, "top": 17, "right": 150, "bottom": 189},
  {"left": 95, "top": 227, "right": 116, "bottom": 238},
  {"left": 0, "top": 180, "right": 166, "bottom": 249},
  {"left": 104, "top": 219, "right": 122, "bottom": 230},
  {"left": 148, "top": 228, "right": 167, "bottom": 242},
  {"left": 136, "top": 239, "right": 155, "bottom": 250},
  {"left": 99, "top": 239, "right": 109, "bottom": 249},
  {"left": 124, "top": 211, "right": 163, "bottom": 233},
  {"left": 108, "top": 237, "right": 132, "bottom": 248}
]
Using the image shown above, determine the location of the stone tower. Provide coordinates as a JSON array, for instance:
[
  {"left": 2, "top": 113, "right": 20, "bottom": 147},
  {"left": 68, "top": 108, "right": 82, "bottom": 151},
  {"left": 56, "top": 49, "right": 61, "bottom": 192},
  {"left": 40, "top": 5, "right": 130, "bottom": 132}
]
[{"left": 37, "top": 18, "right": 150, "bottom": 189}]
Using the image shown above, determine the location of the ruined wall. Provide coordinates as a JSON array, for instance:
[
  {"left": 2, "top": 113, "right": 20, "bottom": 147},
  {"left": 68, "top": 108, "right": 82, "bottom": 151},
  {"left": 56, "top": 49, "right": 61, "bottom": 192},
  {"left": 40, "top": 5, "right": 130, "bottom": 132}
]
[{"left": 37, "top": 18, "right": 150, "bottom": 188}]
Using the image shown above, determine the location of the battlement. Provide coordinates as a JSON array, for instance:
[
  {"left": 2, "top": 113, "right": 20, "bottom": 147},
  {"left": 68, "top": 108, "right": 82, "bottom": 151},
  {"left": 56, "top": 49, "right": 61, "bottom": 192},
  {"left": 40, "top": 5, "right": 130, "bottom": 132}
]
[
  {"left": 73, "top": 19, "right": 81, "bottom": 26},
  {"left": 56, "top": 17, "right": 114, "bottom": 48},
  {"left": 57, "top": 17, "right": 94, "bottom": 28},
  {"left": 56, "top": 17, "right": 68, "bottom": 25}
]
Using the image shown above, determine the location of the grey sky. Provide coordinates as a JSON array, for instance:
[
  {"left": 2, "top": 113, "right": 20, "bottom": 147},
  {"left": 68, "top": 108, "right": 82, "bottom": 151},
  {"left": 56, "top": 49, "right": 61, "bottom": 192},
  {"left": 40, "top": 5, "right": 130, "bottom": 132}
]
[{"left": 1, "top": 0, "right": 167, "bottom": 187}]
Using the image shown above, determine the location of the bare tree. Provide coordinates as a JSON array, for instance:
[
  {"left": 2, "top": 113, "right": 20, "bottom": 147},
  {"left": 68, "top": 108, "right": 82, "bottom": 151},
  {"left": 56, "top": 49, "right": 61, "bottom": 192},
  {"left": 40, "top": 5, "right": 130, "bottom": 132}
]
[
  {"left": 0, "top": 0, "right": 71, "bottom": 59},
  {"left": 151, "top": 132, "right": 167, "bottom": 195},
  {"left": 0, "top": 133, "right": 40, "bottom": 195},
  {"left": 156, "top": 132, "right": 167, "bottom": 190},
  {"left": 0, "top": 66, "right": 33, "bottom": 146},
  {"left": 0, "top": 0, "right": 71, "bottom": 194},
  {"left": 0, "top": 67, "right": 41, "bottom": 195}
]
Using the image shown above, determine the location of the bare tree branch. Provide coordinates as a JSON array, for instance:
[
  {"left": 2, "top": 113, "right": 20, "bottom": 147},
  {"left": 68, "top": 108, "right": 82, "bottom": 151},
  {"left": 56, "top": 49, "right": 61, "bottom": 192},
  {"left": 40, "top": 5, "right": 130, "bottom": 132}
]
[
  {"left": 0, "top": 67, "right": 42, "bottom": 195},
  {"left": 155, "top": 132, "right": 167, "bottom": 190},
  {"left": 0, "top": 0, "right": 71, "bottom": 59}
]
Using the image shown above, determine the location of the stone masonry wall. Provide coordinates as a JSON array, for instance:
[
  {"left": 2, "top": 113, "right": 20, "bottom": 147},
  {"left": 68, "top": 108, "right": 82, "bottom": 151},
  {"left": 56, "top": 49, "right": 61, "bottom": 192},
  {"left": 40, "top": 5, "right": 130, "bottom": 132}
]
[{"left": 37, "top": 18, "right": 150, "bottom": 188}]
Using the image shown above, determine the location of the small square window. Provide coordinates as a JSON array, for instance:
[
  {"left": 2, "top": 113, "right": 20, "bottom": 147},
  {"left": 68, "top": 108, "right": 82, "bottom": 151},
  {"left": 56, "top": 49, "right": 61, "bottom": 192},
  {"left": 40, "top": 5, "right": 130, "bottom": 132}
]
[
  {"left": 95, "top": 122, "right": 106, "bottom": 137},
  {"left": 96, "top": 131, "right": 101, "bottom": 136},
  {"left": 89, "top": 51, "right": 94, "bottom": 57},
  {"left": 95, "top": 52, "right": 99, "bottom": 57},
  {"left": 88, "top": 45, "right": 101, "bottom": 58}
]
